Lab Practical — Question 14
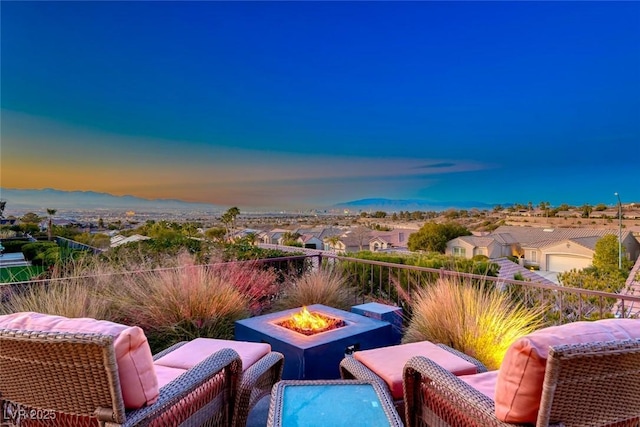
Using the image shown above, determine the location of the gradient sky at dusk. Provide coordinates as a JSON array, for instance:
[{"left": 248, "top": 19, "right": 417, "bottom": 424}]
[{"left": 2, "top": 1, "right": 639, "bottom": 210}]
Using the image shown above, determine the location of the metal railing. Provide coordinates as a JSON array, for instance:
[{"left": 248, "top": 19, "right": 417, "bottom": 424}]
[{"left": 2, "top": 252, "right": 638, "bottom": 325}]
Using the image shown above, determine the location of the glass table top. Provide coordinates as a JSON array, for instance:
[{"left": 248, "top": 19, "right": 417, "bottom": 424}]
[{"left": 281, "top": 383, "right": 391, "bottom": 427}]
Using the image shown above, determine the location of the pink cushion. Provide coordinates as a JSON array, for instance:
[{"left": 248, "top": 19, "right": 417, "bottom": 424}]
[
  {"left": 0, "top": 312, "right": 158, "bottom": 409},
  {"left": 495, "top": 319, "right": 640, "bottom": 424},
  {"left": 459, "top": 370, "right": 498, "bottom": 401},
  {"left": 154, "top": 338, "right": 271, "bottom": 372},
  {"left": 155, "top": 365, "right": 188, "bottom": 389},
  {"left": 354, "top": 341, "right": 478, "bottom": 400}
]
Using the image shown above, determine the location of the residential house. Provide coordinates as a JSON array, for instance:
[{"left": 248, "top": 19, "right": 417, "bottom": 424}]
[
  {"left": 368, "top": 230, "right": 409, "bottom": 252},
  {"left": 446, "top": 225, "right": 640, "bottom": 273}
]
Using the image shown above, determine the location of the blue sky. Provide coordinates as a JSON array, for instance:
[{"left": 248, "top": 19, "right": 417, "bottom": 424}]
[{"left": 2, "top": 1, "right": 639, "bottom": 210}]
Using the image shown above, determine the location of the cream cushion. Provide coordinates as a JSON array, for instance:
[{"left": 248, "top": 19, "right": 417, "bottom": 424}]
[
  {"left": 495, "top": 319, "right": 640, "bottom": 424},
  {"left": 0, "top": 312, "right": 158, "bottom": 409}
]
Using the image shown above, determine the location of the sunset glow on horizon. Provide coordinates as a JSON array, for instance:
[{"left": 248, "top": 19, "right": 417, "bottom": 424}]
[{"left": 2, "top": 2, "right": 638, "bottom": 210}]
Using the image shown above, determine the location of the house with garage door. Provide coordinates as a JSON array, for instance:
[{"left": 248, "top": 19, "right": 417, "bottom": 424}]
[{"left": 445, "top": 225, "right": 640, "bottom": 273}]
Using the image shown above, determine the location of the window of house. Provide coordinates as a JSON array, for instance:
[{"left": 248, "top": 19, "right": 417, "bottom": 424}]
[
  {"left": 530, "top": 250, "right": 537, "bottom": 262},
  {"left": 453, "top": 247, "right": 466, "bottom": 257}
]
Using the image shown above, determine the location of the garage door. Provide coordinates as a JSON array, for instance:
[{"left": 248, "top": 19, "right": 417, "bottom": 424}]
[{"left": 546, "top": 255, "right": 592, "bottom": 272}]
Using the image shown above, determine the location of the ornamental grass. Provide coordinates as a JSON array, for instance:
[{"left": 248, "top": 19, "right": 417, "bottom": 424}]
[
  {"left": 276, "top": 264, "right": 356, "bottom": 311},
  {"left": 1, "top": 257, "right": 115, "bottom": 320},
  {"left": 403, "top": 277, "right": 546, "bottom": 370},
  {"left": 110, "top": 252, "right": 280, "bottom": 352}
]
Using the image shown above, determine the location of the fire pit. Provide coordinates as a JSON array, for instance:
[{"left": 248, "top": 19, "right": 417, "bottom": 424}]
[
  {"left": 277, "top": 306, "right": 346, "bottom": 336},
  {"left": 235, "top": 304, "right": 394, "bottom": 380}
]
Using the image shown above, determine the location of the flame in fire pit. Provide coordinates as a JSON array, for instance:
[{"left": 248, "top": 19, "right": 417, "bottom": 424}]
[{"left": 278, "top": 306, "right": 345, "bottom": 336}]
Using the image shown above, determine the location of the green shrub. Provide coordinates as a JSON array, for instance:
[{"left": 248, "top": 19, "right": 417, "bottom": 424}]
[
  {"left": 21, "top": 242, "right": 57, "bottom": 261},
  {"left": 33, "top": 246, "right": 61, "bottom": 266},
  {"left": 0, "top": 240, "right": 31, "bottom": 253}
]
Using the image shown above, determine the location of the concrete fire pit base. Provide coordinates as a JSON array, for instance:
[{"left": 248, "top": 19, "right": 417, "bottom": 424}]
[{"left": 234, "top": 304, "right": 394, "bottom": 380}]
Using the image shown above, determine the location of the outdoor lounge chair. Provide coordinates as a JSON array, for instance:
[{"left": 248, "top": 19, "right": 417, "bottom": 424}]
[
  {"left": 152, "top": 338, "right": 285, "bottom": 427},
  {"left": 0, "top": 328, "right": 241, "bottom": 426},
  {"left": 340, "top": 341, "right": 487, "bottom": 420},
  {"left": 403, "top": 319, "right": 640, "bottom": 427},
  {"left": 0, "top": 312, "right": 284, "bottom": 427}
]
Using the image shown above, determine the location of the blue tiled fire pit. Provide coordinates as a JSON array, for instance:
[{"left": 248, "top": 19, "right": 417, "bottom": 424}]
[{"left": 235, "top": 304, "right": 393, "bottom": 380}]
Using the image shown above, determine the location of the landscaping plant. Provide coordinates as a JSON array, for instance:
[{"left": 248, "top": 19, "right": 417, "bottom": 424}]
[
  {"left": 276, "top": 264, "right": 356, "bottom": 311},
  {"left": 1, "top": 257, "right": 115, "bottom": 320},
  {"left": 112, "top": 252, "right": 253, "bottom": 352},
  {"left": 403, "top": 277, "right": 545, "bottom": 370}
]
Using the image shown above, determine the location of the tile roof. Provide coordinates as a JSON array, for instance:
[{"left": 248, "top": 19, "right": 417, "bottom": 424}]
[
  {"left": 456, "top": 235, "right": 496, "bottom": 246},
  {"left": 490, "top": 225, "right": 626, "bottom": 245},
  {"left": 492, "top": 258, "right": 557, "bottom": 286}
]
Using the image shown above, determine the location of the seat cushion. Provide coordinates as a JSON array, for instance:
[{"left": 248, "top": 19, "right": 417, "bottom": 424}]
[
  {"left": 495, "top": 319, "right": 640, "bottom": 424},
  {"left": 155, "top": 365, "right": 188, "bottom": 389},
  {"left": 458, "top": 370, "right": 498, "bottom": 401},
  {"left": 354, "top": 341, "right": 478, "bottom": 400},
  {"left": 0, "top": 312, "right": 158, "bottom": 409},
  {"left": 154, "top": 337, "right": 271, "bottom": 372}
]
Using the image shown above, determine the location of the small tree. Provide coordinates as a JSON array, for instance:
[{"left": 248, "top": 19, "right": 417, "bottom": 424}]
[
  {"left": 324, "top": 234, "right": 342, "bottom": 252},
  {"left": 281, "top": 231, "right": 302, "bottom": 247},
  {"left": 407, "top": 222, "right": 471, "bottom": 253},
  {"left": 593, "top": 234, "right": 631, "bottom": 272},
  {"left": 205, "top": 227, "right": 227, "bottom": 244}
]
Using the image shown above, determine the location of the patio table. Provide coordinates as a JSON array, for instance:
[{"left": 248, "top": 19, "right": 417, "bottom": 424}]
[{"left": 267, "top": 379, "right": 403, "bottom": 427}]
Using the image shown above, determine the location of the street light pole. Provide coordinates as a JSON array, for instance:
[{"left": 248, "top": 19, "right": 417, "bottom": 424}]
[{"left": 614, "top": 192, "right": 622, "bottom": 270}]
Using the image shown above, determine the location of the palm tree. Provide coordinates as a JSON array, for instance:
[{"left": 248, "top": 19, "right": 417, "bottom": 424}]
[
  {"left": 221, "top": 207, "right": 240, "bottom": 241},
  {"left": 46, "top": 208, "right": 57, "bottom": 241},
  {"left": 324, "top": 235, "right": 342, "bottom": 252}
]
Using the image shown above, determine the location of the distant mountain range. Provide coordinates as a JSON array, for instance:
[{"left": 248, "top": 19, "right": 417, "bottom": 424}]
[
  {"left": 332, "top": 198, "right": 497, "bottom": 212},
  {"left": 0, "top": 188, "right": 498, "bottom": 215},
  {"left": 0, "top": 188, "right": 223, "bottom": 212}
]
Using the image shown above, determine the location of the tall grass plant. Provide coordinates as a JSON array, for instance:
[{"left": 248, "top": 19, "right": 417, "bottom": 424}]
[
  {"left": 276, "top": 265, "right": 356, "bottom": 311},
  {"left": 111, "top": 252, "right": 252, "bottom": 351},
  {"left": 1, "top": 257, "right": 115, "bottom": 319},
  {"left": 403, "top": 277, "right": 545, "bottom": 370}
]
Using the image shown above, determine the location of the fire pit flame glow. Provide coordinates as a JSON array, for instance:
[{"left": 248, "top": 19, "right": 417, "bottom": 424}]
[{"left": 277, "top": 306, "right": 345, "bottom": 336}]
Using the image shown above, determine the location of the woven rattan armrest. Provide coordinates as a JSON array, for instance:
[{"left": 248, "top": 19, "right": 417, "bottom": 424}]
[
  {"left": 339, "top": 355, "right": 388, "bottom": 387},
  {"left": 119, "top": 347, "right": 242, "bottom": 427},
  {"left": 403, "top": 355, "right": 518, "bottom": 427},
  {"left": 232, "top": 351, "right": 284, "bottom": 427}
]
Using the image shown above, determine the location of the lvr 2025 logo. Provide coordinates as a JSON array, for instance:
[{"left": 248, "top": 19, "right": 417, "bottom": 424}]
[{"left": 2, "top": 402, "right": 56, "bottom": 426}]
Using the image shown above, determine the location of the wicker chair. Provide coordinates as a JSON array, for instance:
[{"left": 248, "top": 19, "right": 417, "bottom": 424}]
[
  {"left": 151, "top": 338, "right": 284, "bottom": 427},
  {"left": 0, "top": 329, "right": 242, "bottom": 427},
  {"left": 230, "top": 348, "right": 284, "bottom": 427},
  {"left": 403, "top": 339, "right": 640, "bottom": 427},
  {"left": 340, "top": 342, "right": 487, "bottom": 420}
]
